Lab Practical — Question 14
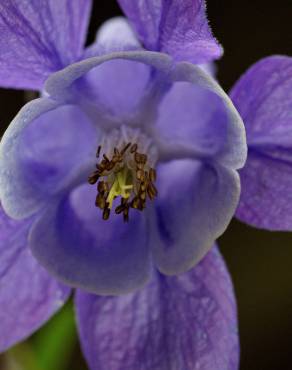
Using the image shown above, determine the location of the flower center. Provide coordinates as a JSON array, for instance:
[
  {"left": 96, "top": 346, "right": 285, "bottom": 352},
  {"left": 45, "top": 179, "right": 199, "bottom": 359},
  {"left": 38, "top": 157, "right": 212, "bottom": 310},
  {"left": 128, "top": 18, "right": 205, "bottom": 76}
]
[{"left": 88, "top": 127, "right": 158, "bottom": 222}]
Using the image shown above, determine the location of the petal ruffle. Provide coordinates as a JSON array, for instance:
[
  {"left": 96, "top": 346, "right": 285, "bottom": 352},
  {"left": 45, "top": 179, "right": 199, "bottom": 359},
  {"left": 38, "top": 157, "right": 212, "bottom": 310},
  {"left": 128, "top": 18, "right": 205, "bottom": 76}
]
[
  {"left": 45, "top": 52, "right": 246, "bottom": 170},
  {"left": 155, "top": 62, "right": 246, "bottom": 169},
  {"left": 0, "top": 206, "right": 70, "bottom": 352},
  {"left": 0, "top": 0, "right": 92, "bottom": 90},
  {"left": 117, "top": 0, "right": 223, "bottom": 64},
  {"left": 230, "top": 56, "right": 292, "bottom": 230},
  {"left": 29, "top": 184, "right": 152, "bottom": 295},
  {"left": 0, "top": 98, "right": 97, "bottom": 219},
  {"left": 75, "top": 246, "right": 239, "bottom": 370},
  {"left": 152, "top": 159, "right": 240, "bottom": 275},
  {"left": 45, "top": 51, "right": 172, "bottom": 125}
]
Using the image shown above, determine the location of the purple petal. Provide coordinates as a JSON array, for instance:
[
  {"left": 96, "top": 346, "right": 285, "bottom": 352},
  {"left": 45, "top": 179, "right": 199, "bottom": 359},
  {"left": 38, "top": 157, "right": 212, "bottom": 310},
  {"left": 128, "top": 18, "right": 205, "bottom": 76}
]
[
  {"left": 0, "top": 98, "right": 97, "bottom": 219},
  {"left": 0, "top": 206, "right": 70, "bottom": 352},
  {"left": 45, "top": 51, "right": 172, "bottom": 113},
  {"left": 45, "top": 52, "right": 246, "bottom": 169},
  {"left": 75, "top": 246, "right": 239, "bottom": 370},
  {"left": 0, "top": 0, "right": 92, "bottom": 90},
  {"left": 152, "top": 160, "right": 240, "bottom": 275},
  {"left": 117, "top": 0, "right": 222, "bottom": 63},
  {"left": 230, "top": 56, "right": 292, "bottom": 230},
  {"left": 84, "top": 17, "right": 141, "bottom": 58},
  {"left": 156, "top": 62, "right": 246, "bottom": 169},
  {"left": 29, "top": 184, "right": 151, "bottom": 295}
]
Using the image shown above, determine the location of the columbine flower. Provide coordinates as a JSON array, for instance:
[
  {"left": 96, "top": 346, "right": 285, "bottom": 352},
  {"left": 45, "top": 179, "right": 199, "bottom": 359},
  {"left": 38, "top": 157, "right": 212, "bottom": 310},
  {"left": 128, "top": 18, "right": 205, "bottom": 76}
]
[
  {"left": 230, "top": 56, "right": 292, "bottom": 231},
  {"left": 0, "top": 1, "right": 247, "bottom": 369}
]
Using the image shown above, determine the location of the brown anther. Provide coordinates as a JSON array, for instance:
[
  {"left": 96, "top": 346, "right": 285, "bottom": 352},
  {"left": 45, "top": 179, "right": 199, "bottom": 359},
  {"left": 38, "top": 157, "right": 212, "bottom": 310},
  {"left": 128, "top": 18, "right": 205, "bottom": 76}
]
[
  {"left": 121, "top": 142, "right": 131, "bottom": 155},
  {"left": 98, "top": 181, "right": 109, "bottom": 194},
  {"left": 121, "top": 198, "right": 128, "bottom": 206},
  {"left": 136, "top": 169, "right": 145, "bottom": 181},
  {"left": 103, "top": 154, "right": 110, "bottom": 163},
  {"left": 88, "top": 171, "right": 100, "bottom": 184},
  {"left": 149, "top": 168, "right": 156, "bottom": 182},
  {"left": 134, "top": 152, "right": 142, "bottom": 163},
  {"left": 149, "top": 182, "right": 158, "bottom": 196},
  {"left": 131, "top": 196, "right": 141, "bottom": 210},
  {"left": 96, "top": 145, "right": 101, "bottom": 158},
  {"left": 115, "top": 204, "right": 126, "bottom": 214},
  {"left": 140, "top": 191, "right": 146, "bottom": 201},
  {"left": 103, "top": 207, "right": 110, "bottom": 220},
  {"left": 147, "top": 187, "right": 156, "bottom": 200},
  {"left": 140, "top": 154, "right": 147, "bottom": 164},
  {"left": 136, "top": 162, "right": 144, "bottom": 170},
  {"left": 135, "top": 152, "right": 147, "bottom": 164},
  {"left": 112, "top": 155, "right": 119, "bottom": 164},
  {"left": 96, "top": 193, "right": 106, "bottom": 209},
  {"left": 105, "top": 161, "right": 115, "bottom": 171},
  {"left": 147, "top": 182, "right": 158, "bottom": 200},
  {"left": 96, "top": 163, "right": 105, "bottom": 173},
  {"left": 130, "top": 143, "right": 138, "bottom": 153},
  {"left": 140, "top": 182, "right": 147, "bottom": 192},
  {"left": 123, "top": 207, "right": 129, "bottom": 222}
]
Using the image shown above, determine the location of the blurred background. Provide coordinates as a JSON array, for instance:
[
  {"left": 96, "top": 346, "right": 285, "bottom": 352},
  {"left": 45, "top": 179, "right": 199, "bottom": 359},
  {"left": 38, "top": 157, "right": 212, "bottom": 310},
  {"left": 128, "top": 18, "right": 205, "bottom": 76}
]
[{"left": 0, "top": 1, "right": 291, "bottom": 369}]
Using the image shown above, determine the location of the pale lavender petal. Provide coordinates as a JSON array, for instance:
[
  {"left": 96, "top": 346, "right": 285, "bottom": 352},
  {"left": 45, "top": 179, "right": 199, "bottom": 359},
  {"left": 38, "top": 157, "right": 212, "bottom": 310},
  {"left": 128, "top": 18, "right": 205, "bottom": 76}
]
[
  {"left": 30, "top": 184, "right": 151, "bottom": 295},
  {"left": 0, "top": 98, "right": 97, "bottom": 219},
  {"left": 117, "top": 0, "right": 223, "bottom": 63},
  {"left": 155, "top": 62, "right": 246, "bottom": 169},
  {"left": 84, "top": 17, "right": 141, "bottom": 58},
  {"left": 152, "top": 159, "right": 240, "bottom": 275},
  {"left": 45, "top": 52, "right": 246, "bottom": 169},
  {"left": 0, "top": 206, "right": 70, "bottom": 352},
  {"left": 230, "top": 56, "right": 292, "bottom": 230},
  {"left": 0, "top": 0, "right": 92, "bottom": 90},
  {"left": 45, "top": 51, "right": 172, "bottom": 124},
  {"left": 75, "top": 246, "right": 239, "bottom": 370}
]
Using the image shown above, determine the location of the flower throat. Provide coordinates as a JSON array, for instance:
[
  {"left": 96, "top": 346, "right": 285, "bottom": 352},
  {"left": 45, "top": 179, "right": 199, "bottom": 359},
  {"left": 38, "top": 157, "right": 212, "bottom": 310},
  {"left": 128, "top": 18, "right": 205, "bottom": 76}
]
[{"left": 88, "top": 128, "right": 158, "bottom": 222}]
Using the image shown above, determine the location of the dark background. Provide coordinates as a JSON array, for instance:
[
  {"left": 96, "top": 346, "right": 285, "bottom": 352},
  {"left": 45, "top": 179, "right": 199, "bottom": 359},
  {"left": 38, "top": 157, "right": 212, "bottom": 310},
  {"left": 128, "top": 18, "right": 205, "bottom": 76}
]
[{"left": 0, "top": 1, "right": 291, "bottom": 370}]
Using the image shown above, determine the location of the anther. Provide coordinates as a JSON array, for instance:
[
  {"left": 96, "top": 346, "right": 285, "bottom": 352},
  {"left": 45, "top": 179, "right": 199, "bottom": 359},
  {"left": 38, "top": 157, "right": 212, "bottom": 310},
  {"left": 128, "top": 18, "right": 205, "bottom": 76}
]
[
  {"left": 136, "top": 169, "right": 145, "bottom": 181},
  {"left": 115, "top": 204, "right": 126, "bottom": 214},
  {"left": 96, "top": 145, "right": 101, "bottom": 158},
  {"left": 96, "top": 163, "right": 105, "bottom": 173},
  {"left": 131, "top": 196, "right": 141, "bottom": 210},
  {"left": 147, "top": 182, "right": 158, "bottom": 200},
  {"left": 121, "top": 142, "right": 131, "bottom": 155},
  {"left": 130, "top": 143, "right": 138, "bottom": 153},
  {"left": 105, "top": 161, "right": 115, "bottom": 171},
  {"left": 98, "top": 181, "right": 108, "bottom": 194},
  {"left": 149, "top": 168, "right": 156, "bottom": 182},
  {"left": 103, "top": 207, "right": 110, "bottom": 220},
  {"left": 103, "top": 154, "right": 110, "bottom": 162},
  {"left": 96, "top": 193, "right": 106, "bottom": 209},
  {"left": 140, "top": 182, "right": 147, "bottom": 192},
  {"left": 88, "top": 171, "right": 100, "bottom": 184},
  {"left": 123, "top": 206, "right": 129, "bottom": 222}
]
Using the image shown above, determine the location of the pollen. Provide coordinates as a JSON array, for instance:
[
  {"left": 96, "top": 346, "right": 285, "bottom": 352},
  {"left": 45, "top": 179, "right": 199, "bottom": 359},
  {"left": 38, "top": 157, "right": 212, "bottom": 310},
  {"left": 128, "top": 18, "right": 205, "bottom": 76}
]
[{"left": 88, "top": 136, "right": 158, "bottom": 222}]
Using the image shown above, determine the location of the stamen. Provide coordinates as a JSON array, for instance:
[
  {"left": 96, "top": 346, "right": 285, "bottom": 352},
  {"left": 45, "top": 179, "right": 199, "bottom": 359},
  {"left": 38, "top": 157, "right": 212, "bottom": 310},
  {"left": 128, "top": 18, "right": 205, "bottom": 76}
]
[
  {"left": 103, "top": 207, "right": 110, "bottom": 220},
  {"left": 96, "top": 145, "right": 101, "bottom": 158},
  {"left": 88, "top": 134, "right": 158, "bottom": 222},
  {"left": 130, "top": 143, "right": 138, "bottom": 153}
]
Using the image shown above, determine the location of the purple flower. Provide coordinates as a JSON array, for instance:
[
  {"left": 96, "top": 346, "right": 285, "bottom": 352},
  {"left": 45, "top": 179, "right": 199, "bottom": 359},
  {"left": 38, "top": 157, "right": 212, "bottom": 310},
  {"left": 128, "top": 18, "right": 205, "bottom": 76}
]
[
  {"left": 230, "top": 56, "right": 292, "bottom": 231},
  {"left": 0, "top": 1, "right": 246, "bottom": 369}
]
